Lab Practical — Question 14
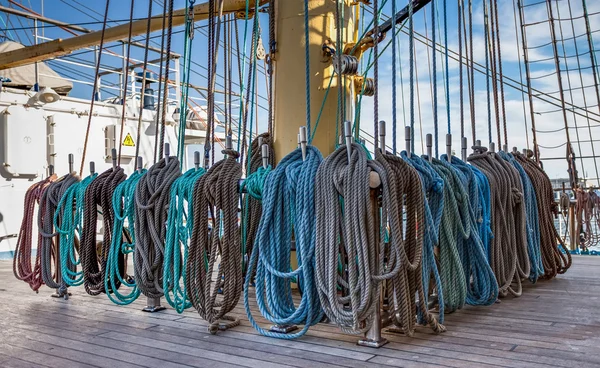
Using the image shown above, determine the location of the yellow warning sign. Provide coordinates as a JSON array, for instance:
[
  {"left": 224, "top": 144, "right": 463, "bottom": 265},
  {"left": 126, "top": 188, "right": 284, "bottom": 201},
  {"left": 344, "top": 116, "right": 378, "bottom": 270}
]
[{"left": 122, "top": 133, "right": 135, "bottom": 147}]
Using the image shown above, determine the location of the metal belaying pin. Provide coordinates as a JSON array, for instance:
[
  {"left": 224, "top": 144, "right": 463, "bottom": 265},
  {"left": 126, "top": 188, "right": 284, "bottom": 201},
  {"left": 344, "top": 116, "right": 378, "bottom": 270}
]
[
  {"left": 262, "top": 144, "right": 269, "bottom": 169},
  {"left": 476, "top": 139, "right": 481, "bottom": 147},
  {"left": 405, "top": 126, "right": 411, "bottom": 154},
  {"left": 89, "top": 161, "right": 95, "bottom": 175},
  {"left": 297, "top": 133, "right": 301, "bottom": 149},
  {"left": 461, "top": 137, "right": 467, "bottom": 162},
  {"left": 299, "top": 126, "right": 308, "bottom": 161},
  {"left": 111, "top": 148, "right": 117, "bottom": 170},
  {"left": 446, "top": 134, "right": 452, "bottom": 163},
  {"left": 344, "top": 120, "right": 353, "bottom": 163},
  {"left": 48, "top": 164, "right": 54, "bottom": 177},
  {"left": 194, "top": 151, "right": 200, "bottom": 170},
  {"left": 489, "top": 142, "right": 495, "bottom": 153},
  {"left": 338, "top": 135, "right": 343, "bottom": 146},
  {"left": 137, "top": 156, "right": 143, "bottom": 174},
  {"left": 68, "top": 153, "right": 74, "bottom": 174},
  {"left": 503, "top": 144, "right": 508, "bottom": 153},
  {"left": 204, "top": 142, "right": 211, "bottom": 169},
  {"left": 513, "top": 147, "right": 518, "bottom": 154},
  {"left": 426, "top": 134, "right": 433, "bottom": 163},
  {"left": 379, "top": 121, "right": 386, "bottom": 154},
  {"left": 226, "top": 135, "right": 233, "bottom": 150},
  {"left": 164, "top": 143, "right": 171, "bottom": 164},
  {"left": 522, "top": 148, "right": 528, "bottom": 156},
  {"left": 258, "top": 136, "right": 263, "bottom": 150}
]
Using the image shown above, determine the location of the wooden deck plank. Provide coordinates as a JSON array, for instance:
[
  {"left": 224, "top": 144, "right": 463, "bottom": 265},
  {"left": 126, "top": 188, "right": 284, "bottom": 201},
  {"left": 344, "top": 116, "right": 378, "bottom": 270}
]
[{"left": 1, "top": 256, "right": 600, "bottom": 367}]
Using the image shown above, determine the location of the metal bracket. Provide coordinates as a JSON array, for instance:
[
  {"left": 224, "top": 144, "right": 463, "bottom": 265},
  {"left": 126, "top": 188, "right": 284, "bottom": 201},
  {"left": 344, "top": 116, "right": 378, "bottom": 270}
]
[
  {"left": 270, "top": 324, "right": 299, "bottom": 334},
  {"left": 142, "top": 297, "right": 166, "bottom": 313}
]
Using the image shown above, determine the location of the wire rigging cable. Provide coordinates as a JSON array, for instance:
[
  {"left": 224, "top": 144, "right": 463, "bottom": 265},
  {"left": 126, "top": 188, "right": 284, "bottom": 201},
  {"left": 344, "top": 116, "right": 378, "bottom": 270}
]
[
  {"left": 80, "top": 166, "right": 126, "bottom": 296},
  {"left": 186, "top": 148, "right": 242, "bottom": 334},
  {"left": 245, "top": 145, "right": 323, "bottom": 339}
]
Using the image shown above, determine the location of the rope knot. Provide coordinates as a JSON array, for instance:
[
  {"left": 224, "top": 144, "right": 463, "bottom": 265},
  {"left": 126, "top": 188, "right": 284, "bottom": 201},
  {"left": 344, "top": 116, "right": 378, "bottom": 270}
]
[
  {"left": 432, "top": 178, "right": 444, "bottom": 193},
  {"left": 511, "top": 187, "right": 523, "bottom": 206}
]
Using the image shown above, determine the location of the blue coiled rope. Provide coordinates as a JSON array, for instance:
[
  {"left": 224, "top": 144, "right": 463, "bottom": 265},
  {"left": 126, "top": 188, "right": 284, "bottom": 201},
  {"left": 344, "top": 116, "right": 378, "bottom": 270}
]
[
  {"left": 440, "top": 155, "right": 499, "bottom": 306},
  {"left": 400, "top": 151, "right": 445, "bottom": 323},
  {"left": 105, "top": 169, "right": 145, "bottom": 305},
  {"left": 55, "top": 173, "right": 97, "bottom": 286},
  {"left": 163, "top": 166, "right": 205, "bottom": 313},
  {"left": 244, "top": 146, "right": 323, "bottom": 339},
  {"left": 498, "top": 151, "right": 544, "bottom": 282}
]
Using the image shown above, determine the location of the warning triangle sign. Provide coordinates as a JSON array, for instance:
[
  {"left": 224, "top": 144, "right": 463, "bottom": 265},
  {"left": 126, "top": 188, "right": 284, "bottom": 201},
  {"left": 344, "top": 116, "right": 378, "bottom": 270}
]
[{"left": 122, "top": 133, "right": 135, "bottom": 147}]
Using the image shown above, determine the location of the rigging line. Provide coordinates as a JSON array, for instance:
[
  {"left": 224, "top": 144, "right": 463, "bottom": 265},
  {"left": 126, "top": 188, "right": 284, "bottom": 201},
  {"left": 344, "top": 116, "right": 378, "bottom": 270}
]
[
  {"left": 432, "top": 0, "right": 439, "bottom": 155},
  {"left": 135, "top": 0, "right": 154, "bottom": 161},
  {"left": 424, "top": 6, "right": 435, "bottom": 124},
  {"left": 458, "top": 0, "right": 464, "bottom": 140},
  {"left": 117, "top": 0, "right": 136, "bottom": 166},
  {"left": 483, "top": 0, "right": 492, "bottom": 144},
  {"left": 240, "top": 8, "right": 258, "bottom": 169},
  {"left": 492, "top": 0, "right": 508, "bottom": 146},
  {"left": 415, "top": 39, "right": 425, "bottom": 154},
  {"left": 211, "top": 0, "right": 226, "bottom": 166},
  {"left": 335, "top": 0, "right": 343, "bottom": 138},
  {"left": 79, "top": 0, "right": 111, "bottom": 176},
  {"left": 392, "top": 0, "right": 397, "bottom": 154},
  {"left": 567, "top": 0, "right": 600, "bottom": 182},
  {"left": 303, "top": 0, "right": 312, "bottom": 138},
  {"left": 582, "top": 0, "right": 600, "bottom": 127},
  {"left": 547, "top": 0, "right": 574, "bottom": 171},
  {"left": 236, "top": 0, "right": 251, "bottom": 154},
  {"left": 487, "top": 0, "right": 501, "bottom": 147},
  {"left": 409, "top": 0, "right": 415, "bottom": 152},
  {"left": 159, "top": 0, "right": 176, "bottom": 160},
  {"left": 468, "top": 0, "right": 475, "bottom": 143},
  {"left": 153, "top": 0, "right": 169, "bottom": 164},
  {"left": 443, "top": 0, "right": 450, "bottom": 137},
  {"left": 398, "top": 29, "right": 408, "bottom": 129},
  {"left": 513, "top": 0, "right": 531, "bottom": 149},
  {"left": 373, "top": 0, "right": 379, "bottom": 152},
  {"left": 555, "top": 0, "right": 587, "bottom": 179}
]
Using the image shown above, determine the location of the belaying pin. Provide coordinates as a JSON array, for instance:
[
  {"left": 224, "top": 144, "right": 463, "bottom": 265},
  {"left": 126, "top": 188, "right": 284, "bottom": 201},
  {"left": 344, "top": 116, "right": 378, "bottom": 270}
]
[
  {"left": 164, "top": 143, "right": 171, "bottom": 164},
  {"left": 89, "top": 161, "right": 95, "bottom": 175},
  {"left": 446, "top": 134, "right": 452, "bottom": 163},
  {"left": 194, "top": 151, "right": 200, "bottom": 170},
  {"left": 461, "top": 137, "right": 467, "bottom": 162},
  {"left": 503, "top": 144, "right": 508, "bottom": 153},
  {"left": 344, "top": 120, "right": 352, "bottom": 163},
  {"left": 489, "top": 142, "right": 495, "bottom": 153},
  {"left": 258, "top": 136, "right": 263, "bottom": 150},
  {"left": 426, "top": 134, "right": 433, "bottom": 163},
  {"left": 137, "top": 156, "right": 143, "bottom": 174},
  {"left": 226, "top": 135, "right": 233, "bottom": 150},
  {"left": 297, "top": 133, "right": 301, "bottom": 149},
  {"left": 299, "top": 126, "right": 307, "bottom": 161},
  {"left": 48, "top": 164, "right": 54, "bottom": 176},
  {"left": 68, "top": 153, "right": 74, "bottom": 173},
  {"left": 379, "top": 121, "right": 386, "bottom": 154},
  {"left": 111, "top": 148, "right": 117, "bottom": 170},
  {"left": 513, "top": 147, "right": 518, "bottom": 154},
  {"left": 405, "top": 126, "right": 411, "bottom": 154},
  {"left": 261, "top": 144, "right": 269, "bottom": 169}
]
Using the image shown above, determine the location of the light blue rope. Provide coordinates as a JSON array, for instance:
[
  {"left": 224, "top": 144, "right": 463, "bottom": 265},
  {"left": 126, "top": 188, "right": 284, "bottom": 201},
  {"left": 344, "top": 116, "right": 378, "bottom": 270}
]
[
  {"left": 498, "top": 151, "right": 544, "bottom": 282},
  {"left": 400, "top": 151, "right": 445, "bottom": 323},
  {"left": 244, "top": 146, "right": 324, "bottom": 339},
  {"left": 105, "top": 170, "right": 145, "bottom": 305},
  {"left": 55, "top": 173, "right": 97, "bottom": 286},
  {"left": 163, "top": 167, "right": 205, "bottom": 312}
]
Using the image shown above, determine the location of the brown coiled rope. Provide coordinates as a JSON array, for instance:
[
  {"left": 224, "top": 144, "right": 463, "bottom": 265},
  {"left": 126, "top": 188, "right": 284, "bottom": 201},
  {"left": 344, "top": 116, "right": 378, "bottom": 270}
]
[
  {"left": 187, "top": 149, "right": 242, "bottom": 333},
  {"left": 80, "top": 167, "right": 126, "bottom": 295},
  {"left": 468, "top": 147, "right": 530, "bottom": 297},
  {"left": 13, "top": 174, "right": 56, "bottom": 292},
  {"left": 375, "top": 151, "right": 445, "bottom": 335},
  {"left": 515, "top": 152, "right": 572, "bottom": 277}
]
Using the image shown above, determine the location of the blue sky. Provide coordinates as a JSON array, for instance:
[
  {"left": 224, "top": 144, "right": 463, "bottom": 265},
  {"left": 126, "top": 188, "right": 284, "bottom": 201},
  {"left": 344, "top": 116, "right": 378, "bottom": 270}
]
[{"left": 2, "top": 0, "right": 600, "bottom": 181}]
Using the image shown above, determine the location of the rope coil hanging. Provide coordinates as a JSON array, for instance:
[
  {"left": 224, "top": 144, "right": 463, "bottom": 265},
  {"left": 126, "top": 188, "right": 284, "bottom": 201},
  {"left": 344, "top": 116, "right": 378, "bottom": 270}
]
[
  {"left": 244, "top": 145, "right": 323, "bottom": 339},
  {"left": 13, "top": 174, "right": 56, "bottom": 292},
  {"left": 186, "top": 148, "right": 242, "bottom": 334}
]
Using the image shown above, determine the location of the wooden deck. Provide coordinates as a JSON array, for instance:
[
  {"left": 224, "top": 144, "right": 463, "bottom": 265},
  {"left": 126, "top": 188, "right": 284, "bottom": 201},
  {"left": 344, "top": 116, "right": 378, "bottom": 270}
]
[{"left": 1, "top": 256, "right": 599, "bottom": 368}]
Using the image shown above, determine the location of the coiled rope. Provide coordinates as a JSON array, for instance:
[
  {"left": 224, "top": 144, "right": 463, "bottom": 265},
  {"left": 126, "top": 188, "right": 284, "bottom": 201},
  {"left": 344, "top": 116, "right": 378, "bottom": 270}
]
[
  {"left": 498, "top": 151, "right": 544, "bottom": 282},
  {"left": 163, "top": 165, "right": 205, "bottom": 312},
  {"left": 315, "top": 144, "right": 395, "bottom": 334},
  {"left": 468, "top": 147, "right": 530, "bottom": 297},
  {"left": 81, "top": 167, "right": 126, "bottom": 295},
  {"left": 245, "top": 146, "right": 322, "bottom": 339},
  {"left": 39, "top": 172, "right": 80, "bottom": 296},
  {"left": 515, "top": 152, "right": 572, "bottom": 277},
  {"left": 13, "top": 174, "right": 56, "bottom": 292},
  {"left": 186, "top": 149, "right": 242, "bottom": 333},
  {"left": 134, "top": 156, "right": 181, "bottom": 299},
  {"left": 400, "top": 151, "right": 445, "bottom": 322},
  {"left": 54, "top": 172, "right": 97, "bottom": 287},
  {"left": 439, "top": 155, "right": 498, "bottom": 306},
  {"left": 105, "top": 169, "right": 145, "bottom": 305},
  {"left": 375, "top": 151, "right": 445, "bottom": 334}
]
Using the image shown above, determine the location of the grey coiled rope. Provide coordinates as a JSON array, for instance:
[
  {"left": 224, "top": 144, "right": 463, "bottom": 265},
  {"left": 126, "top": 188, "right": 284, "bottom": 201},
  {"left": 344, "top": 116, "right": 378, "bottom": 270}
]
[
  {"left": 315, "top": 144, "right": 396, "bottom": 335},
  {"left": 186, "top": 149, "right": 242, "bottom": 333},
  {"left": 468, "top": 147, "right": 530, "bottom": 297},
  {"left": 134, "top": 157, "right": 181, "bottom": 298},
  {"left": 81, "top": 167, "right": 126, "bottom": 295},
  {"left": 375, "top": 151, "right": 446, "bottom": 335},
  {"left": 39, "top": 173, "right": 80, "bottom": 296}
]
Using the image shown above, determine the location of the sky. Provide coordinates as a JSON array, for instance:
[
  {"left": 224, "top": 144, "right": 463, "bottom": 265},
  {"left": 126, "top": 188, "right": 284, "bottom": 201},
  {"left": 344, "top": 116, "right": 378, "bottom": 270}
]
[{"left": 1, "top": 0, "right": 600, "bottom": 182}]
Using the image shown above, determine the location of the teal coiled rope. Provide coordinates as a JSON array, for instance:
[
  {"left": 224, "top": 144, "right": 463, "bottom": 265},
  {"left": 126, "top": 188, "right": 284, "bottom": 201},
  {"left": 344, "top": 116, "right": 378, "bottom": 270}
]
[
  {"left": 245, "top": 146, "right": 323, "bottom": 339},
  {"left": 55, "top": 173, "right": 97, "bottom": 287},
  {"left": 439, "top": 155, "right": 499, "bottom": 306},
  {"left": 105, "top": 170, "right": 145, "bottom": 305},
  {"left": 400, "top": 151, "right": 445, "bottom": 323},
  {"left": 163, "top": 166, "right": 205, "bottom": 313}
]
